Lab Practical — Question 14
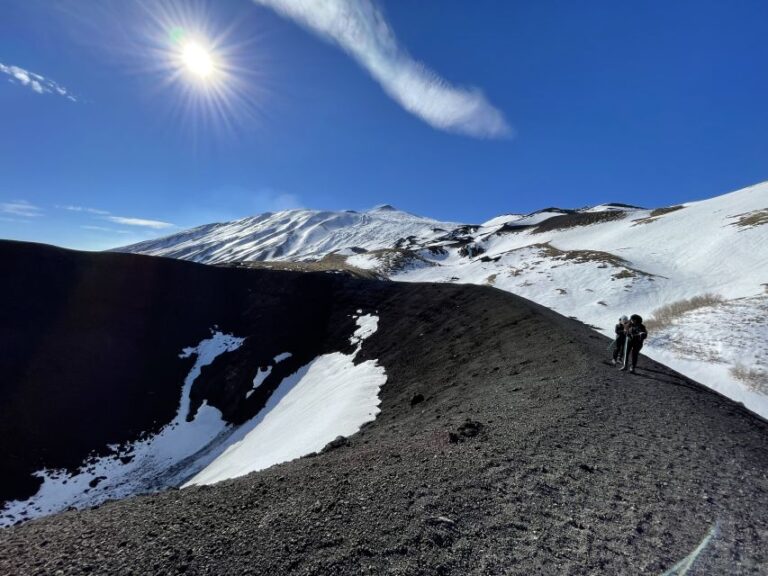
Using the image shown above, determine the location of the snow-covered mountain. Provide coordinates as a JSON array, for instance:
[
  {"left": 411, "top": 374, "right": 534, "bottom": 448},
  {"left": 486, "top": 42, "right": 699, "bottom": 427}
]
[
  {"left": 118, "top": 204, "right": 457, "bottom": 265},
  {"left": 118, "top": 182, "right": 768, "bottom": 417}
]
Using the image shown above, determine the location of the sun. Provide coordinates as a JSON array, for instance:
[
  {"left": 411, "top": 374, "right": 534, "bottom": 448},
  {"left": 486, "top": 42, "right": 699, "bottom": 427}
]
[
  {"left": 140, "top": 7, "right": 265, "bottom": 134},
  {"left": 181, "top": 41, "right": 215, "bottom": 79}
]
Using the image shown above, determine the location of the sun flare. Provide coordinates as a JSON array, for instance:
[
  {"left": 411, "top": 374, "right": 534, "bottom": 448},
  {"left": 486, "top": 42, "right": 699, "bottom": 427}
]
[
  {"left": 143, "top": 7, "right": 264, "bottom": 133},
  {"left": 181, "top": 41, "right": 215, "bottom": 79}
]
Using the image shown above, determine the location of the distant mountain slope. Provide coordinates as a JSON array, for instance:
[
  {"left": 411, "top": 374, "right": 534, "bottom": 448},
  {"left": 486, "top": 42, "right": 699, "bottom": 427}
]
[
  {"left": 117, "top": 205, "right": 456, "bottom": 265},
  {"left": 2, "top": 240, "right": 768, "bottom": 575},
  {"left": 117, "top": 182, "right": 768, "bottom": 417}
]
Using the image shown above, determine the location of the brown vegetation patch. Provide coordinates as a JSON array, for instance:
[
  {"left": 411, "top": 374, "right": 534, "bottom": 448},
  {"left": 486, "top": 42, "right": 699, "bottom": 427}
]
[
  {"left": 535, "top": 243, "right": 633, "bottom": 269},
  {"left": 731, "top": 365, "right": 768, "bottom": 395},
  {"left": 225, "top": 256, "right": 382, "bottom": 280},
  {"left": 632, "top": 205, "right": 685, "bottom": 226},
  {"left": 229, "top": 249, "right": 434, "bottom": 278},
  {"left": 646, "top": 294, "right": 724, "bottom": 332},
  {"left": 532, "top": 210, "right": 625, "bottom": 233},
  {"left": 359, "top": 248, "right": 436, "bottom": 275},
  {"left": 612, "top": 270, "right": 635, "bottom": 280},
  {"left": 505, "top": 243, "right": 656, "bottom": 280},
  {"left": 729, "top": 209, "right": 768, "bottom": 229}
]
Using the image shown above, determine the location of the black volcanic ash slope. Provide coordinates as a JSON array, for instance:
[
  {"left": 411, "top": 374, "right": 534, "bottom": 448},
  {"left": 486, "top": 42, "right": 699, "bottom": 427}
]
[
  {"left": 1, "top": 240, "right": 768, "bottom": 575},
  {"left": 0, "top": 240, "right": 363, "bottom": 506}
]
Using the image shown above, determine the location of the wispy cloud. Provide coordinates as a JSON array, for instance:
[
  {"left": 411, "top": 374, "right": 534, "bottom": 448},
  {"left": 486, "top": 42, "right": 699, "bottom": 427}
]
[
  {"left": 56, "top": 204, "right": 174, "bottom": 230},
  {"left": 81, "top": 225, "right": 132, "bottom": 234},
  {"left": 105, "top": 216, "right": 175, "bottom": 229},
  {"left": 0, "top": 200, "right": 43, "bottom": 218},
  {"left": 0, "top": 62, "right": 77, "bottom": 101},
  {"left": 60, "top": 205, "right": 111, "bottom": 215},
  {"left": 252, "top": 0, "right": 510, "bottom": 138}
]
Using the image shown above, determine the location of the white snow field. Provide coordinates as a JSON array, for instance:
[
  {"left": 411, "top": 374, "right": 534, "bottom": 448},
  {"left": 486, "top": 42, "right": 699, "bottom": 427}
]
[
  {"left": 119, "top": 182, "right": 768, "bottom": 418},
  {"left": 1, "top": 316, "right": 386, "bottom": 525},
  {"left": 185, "top": 313, "right": 386, "bottom": 486}
]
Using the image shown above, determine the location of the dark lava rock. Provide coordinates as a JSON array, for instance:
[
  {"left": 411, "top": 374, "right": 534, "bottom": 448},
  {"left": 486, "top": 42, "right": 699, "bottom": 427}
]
[
  {"left": 457, "top": 419, "right": 483, "bottom": 438},
  {"left": 88, "top": 476, "right": 107, "bottom": 489},
  {"left": 410, "top": 393, "right": 425, "bottom": 407}
]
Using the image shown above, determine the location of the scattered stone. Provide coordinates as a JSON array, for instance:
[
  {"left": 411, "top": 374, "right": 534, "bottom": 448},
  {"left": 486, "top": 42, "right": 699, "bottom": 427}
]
[
  {"left": 457, "top": 419, "right": 483, "bottom": 438},
  {"left": 88, "top": 476, "right": 108, "bottom": 489},
  {"left": 410, "top": 393, "right": 425, "bottom": 407}
]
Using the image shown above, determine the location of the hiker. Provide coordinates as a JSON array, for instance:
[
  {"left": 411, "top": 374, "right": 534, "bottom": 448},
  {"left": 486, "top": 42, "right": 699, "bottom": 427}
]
[
  {"left": 612, "top": 315, "right": 629, "bottom": 365},
  {"left": 621, "top": 314, "right": 648, "bottom": 373}
]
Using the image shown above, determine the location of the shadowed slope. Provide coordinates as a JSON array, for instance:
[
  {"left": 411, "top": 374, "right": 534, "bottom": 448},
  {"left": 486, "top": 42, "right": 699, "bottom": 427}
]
[{"left": 0, "top": 240, "right": 360, "bottom": 506}]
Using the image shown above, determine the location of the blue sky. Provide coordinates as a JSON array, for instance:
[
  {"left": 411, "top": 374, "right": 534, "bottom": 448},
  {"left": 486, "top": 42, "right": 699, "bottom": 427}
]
[{"left": 1, "top": 0, "right": 766, "bottom": 250}]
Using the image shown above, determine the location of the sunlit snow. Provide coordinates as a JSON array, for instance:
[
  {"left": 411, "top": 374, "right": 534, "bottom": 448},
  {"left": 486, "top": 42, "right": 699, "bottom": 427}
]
[{"left": 184, "top": 314, "right": 386, "bottom": 486}]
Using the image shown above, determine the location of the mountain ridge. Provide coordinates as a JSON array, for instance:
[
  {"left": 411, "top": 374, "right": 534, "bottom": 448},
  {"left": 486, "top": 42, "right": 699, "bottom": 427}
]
[{"left": 116, "top": 182, "right": 768, "bottom": 418}]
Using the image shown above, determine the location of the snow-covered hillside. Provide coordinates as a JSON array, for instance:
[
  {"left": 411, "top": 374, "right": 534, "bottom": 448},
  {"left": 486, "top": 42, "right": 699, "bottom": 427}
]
[
  {"left": 388, "top": 182, "right": 768, "bottom": 416},
  {"left": 117, "top": 205, "right": 456, "bottom": 265},
  {"left": 118, "top": 183, "right": 768, "bottom": 417}
]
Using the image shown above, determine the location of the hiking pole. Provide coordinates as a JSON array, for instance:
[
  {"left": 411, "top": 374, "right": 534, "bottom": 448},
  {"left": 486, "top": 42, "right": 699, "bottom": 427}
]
[{"left": 623, "top": 334, "right": 630, "bottom": 368}]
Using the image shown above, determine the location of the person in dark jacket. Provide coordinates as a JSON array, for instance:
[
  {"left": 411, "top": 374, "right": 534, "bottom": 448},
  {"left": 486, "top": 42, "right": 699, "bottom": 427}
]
[
  {"left": 621, "top": 314, "right": 648, "bottom": 373},
  {"left": 612, "top": 315, "right": 629, "bottom": 365}
]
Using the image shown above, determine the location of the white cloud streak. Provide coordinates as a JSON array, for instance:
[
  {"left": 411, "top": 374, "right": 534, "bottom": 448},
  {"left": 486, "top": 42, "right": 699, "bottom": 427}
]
[
  {"left": 81, "top": 225, "right": 133, "bottom": 234},
  {"left": 106, "top": 216, "right": 175, "bottom": 229},
  {"left": 56, "top": 204, "right": 174, "bottom": 230},
  {"left": 252, "top": 0, "right": 510, "bottom": 138},
  {"left": 0, "top": 63, "right": 77, "bottom": 101},
  {"left": 0, "top": 200, "right": 43, "bottom": 218},
  {"left": 60, "top": 205, "right": 111, "bottom": 215}
]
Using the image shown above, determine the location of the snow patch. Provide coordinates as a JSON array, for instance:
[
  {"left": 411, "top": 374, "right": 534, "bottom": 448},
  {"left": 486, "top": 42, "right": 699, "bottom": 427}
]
[
  {"left": 1, "top": 331, "right": 245, "bottom": 527},
  {"left": 184, "top": 314, "right": 386, "bottom": 487},
  {"left": 247, "top": 367, "right": 272, "bottom": 399},
  {"left": 350, "top": 313, "right": 379, "bottom": 344},
  {"left": 346, "top": 253, "right": 383, "bottom": 270},
  {"left": 245, "top": 352, "right": 293, "bottom": 399}
]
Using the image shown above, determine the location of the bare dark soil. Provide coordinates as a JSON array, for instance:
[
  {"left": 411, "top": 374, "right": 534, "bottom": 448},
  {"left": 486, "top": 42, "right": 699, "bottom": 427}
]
[{"left": 1, "top": 240, "right": 768, "bottom": 575}]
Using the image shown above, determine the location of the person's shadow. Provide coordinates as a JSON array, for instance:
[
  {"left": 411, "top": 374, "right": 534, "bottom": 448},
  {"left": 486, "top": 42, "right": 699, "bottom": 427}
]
[{"left": 602, "top": 360, "right": 705, "bottom": 390}]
